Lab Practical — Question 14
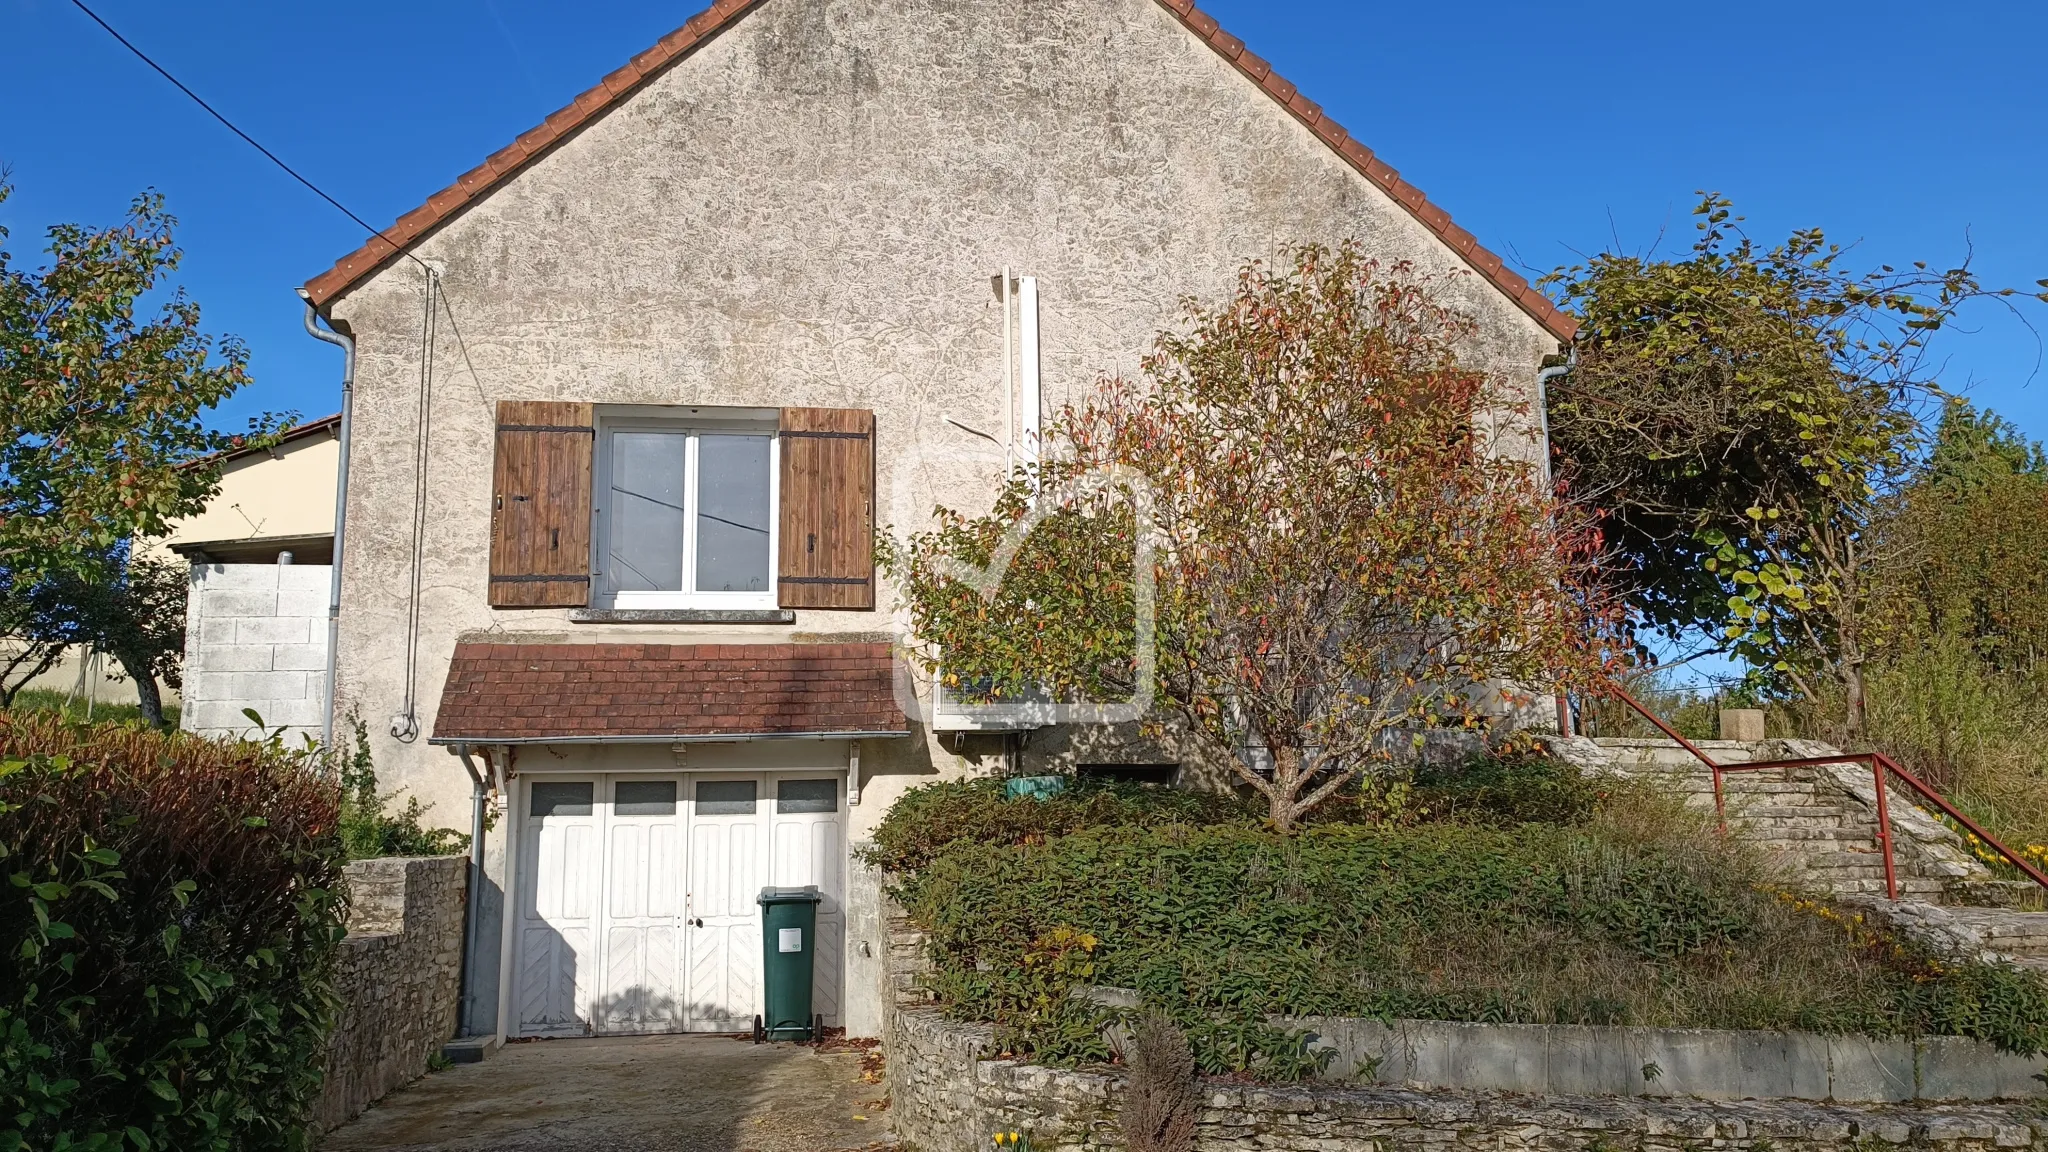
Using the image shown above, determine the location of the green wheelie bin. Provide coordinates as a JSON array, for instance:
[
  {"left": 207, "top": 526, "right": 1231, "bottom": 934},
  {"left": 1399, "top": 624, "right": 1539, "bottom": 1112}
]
[{"left": 754, "top": 886, "right": 824, "bottom": 1042}]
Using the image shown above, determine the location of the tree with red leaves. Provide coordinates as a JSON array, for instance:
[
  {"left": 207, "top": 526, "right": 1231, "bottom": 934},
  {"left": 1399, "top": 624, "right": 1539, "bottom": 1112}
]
[{"left": 888, "top": 245, "right": 1623, "bottom": 830}]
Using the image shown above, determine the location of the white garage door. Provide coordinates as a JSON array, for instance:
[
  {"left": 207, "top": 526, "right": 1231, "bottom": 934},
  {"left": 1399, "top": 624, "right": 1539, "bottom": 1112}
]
[{"left": 513, "top": 771, "right": 845, "bottom": 1038}]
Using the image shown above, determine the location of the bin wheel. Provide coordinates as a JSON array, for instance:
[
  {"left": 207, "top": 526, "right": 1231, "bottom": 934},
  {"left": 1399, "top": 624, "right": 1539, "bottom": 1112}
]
[
  {"left": 752, "top": 1015, "right": 764, "bottom": 1044},
  {"left": 812, "top": 1013, "right": 825, "bottom": 1042}
]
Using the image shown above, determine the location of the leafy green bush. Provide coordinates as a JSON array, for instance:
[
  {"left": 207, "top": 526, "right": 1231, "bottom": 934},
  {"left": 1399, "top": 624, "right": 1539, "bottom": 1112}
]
[
  {"left": 1402, "top": 750, "right": 1605, "bottom": 827},
  {"left": 891, "top": 784, "right": 2048, "bottom": 1075},
  {"left": 863, "top": 776, "right": 1252, "bottom": 875},
  {"left": 0, "top": 712, "right": 347, "bottom": 1151},
  {"left": 332, "top": 717, "right": 466, "bottom": 861},
  {"left": 866, "top": 753, "right": 1598, "bottom": 880}
]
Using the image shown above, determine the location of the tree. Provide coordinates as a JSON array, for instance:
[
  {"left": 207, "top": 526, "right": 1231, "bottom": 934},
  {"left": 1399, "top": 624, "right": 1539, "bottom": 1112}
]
[
  {"left": 1872, "top": 401, "right": 2048, "bottom": 677},
  {"left": 0, "top": 548, "right": 188, "bottom": 727},
  {"left": 1544, "top": 195, "right": 2043, "bottom": 737},
  {"left": 0, "top": 180, "right": 278, "bottom": 583},
  {"left": 888, "top": 246, "right": 1621, "bottom": 831},
  {"left": 1923, "top": 398, "right": 2046, "bottom": 492}
]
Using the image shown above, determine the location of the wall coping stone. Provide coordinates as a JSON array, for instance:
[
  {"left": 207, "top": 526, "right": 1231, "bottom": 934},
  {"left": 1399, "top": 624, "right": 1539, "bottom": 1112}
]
[{"left": 1287, "top": 1015, "right": 2047, "bottom": 1104}]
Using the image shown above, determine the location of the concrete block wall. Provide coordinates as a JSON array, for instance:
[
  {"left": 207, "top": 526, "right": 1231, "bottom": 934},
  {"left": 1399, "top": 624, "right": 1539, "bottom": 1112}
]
[{"left": 180, "top": 562, "right": 331, "bottom": 739}]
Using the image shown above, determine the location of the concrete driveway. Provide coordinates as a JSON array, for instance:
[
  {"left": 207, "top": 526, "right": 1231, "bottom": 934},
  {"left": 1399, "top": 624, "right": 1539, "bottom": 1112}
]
[{"left": 320, "top": 1035, "right": 895, "bottom": 1152}]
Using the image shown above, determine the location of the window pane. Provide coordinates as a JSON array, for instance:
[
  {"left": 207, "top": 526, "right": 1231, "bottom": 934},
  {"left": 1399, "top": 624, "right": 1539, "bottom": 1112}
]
[
  {"left": 695, "top": 779, "right": 757, "bottom": 815},
  {"left": 530, "top": 781, "right": 594, "bottom": 818},
  {"left": 695, "top": 435, "right": 772, "bottom": 594},
  {"left": 613, "top": 780, "right": 677, "bottom": 816},
  {"left": 777, "top": 779, "right": 838, "bottom": 813},
  {"left": 609, "top": 431, "right": 686, "bottom": 593}
]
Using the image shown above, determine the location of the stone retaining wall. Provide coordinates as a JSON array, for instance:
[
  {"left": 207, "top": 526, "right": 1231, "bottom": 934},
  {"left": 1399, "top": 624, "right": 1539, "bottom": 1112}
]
[
  {"left": 315, "top": 855, "right": 467, "bottom": 1132},
  {"left": 889, "top": 1009, "right": 2046, "bottom": 1151}
]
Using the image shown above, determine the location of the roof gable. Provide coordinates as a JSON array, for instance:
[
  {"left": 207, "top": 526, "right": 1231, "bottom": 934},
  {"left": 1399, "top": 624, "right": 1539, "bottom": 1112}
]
[{"left": 301, "top": 0, "right": 1575, "bottom": 342}]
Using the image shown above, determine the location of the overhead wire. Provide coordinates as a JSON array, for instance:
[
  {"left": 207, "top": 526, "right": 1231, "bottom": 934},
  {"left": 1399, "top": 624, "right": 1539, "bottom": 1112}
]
[
  {"left": 66, "top": 0, "right": 496, "bottom": 398},
  {"left": 66, "top": 0, "right": 501, "bottom": 741},
  {"left": 66, "top": 0, "right": 415, "bottom": 266}
]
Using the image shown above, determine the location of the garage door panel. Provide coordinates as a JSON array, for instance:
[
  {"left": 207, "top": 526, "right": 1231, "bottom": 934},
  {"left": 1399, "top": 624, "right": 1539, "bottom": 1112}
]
[
  {"left": 516, "top": 780, "right": 600, "bottom": 1037},
  {"left": 644, "top": 925, "right": 682, "bottom": 1029},
  {"left": 688, "top": 922, "right": 756, "bottom": 1029},
  {"left": 770, "top": 818, "right": 839, "bottom": 878},
  {"left": 607, "top": 824, "right": 644, "bottom": 919},
  {"left": 516, "top": 928, "right": 559, "bottom": 1027},
  {"left": 723, "top": 823, "right": 759, "bottom": 915},
  {"left": 563, "top": 823, "right": 599, "bottom": 919},
  {"left": 813, "top": 819, "right": 843, "bottom": 906},
  {"left": 603, "top": 926, "right": 642, "bottom": 1024},
  {"left": 648, "top": 823, "right": 681, "bottom": 919}
]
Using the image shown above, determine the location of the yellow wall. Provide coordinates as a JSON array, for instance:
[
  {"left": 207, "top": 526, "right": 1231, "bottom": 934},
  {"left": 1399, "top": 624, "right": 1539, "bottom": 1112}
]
[{"left": 145, "top": 428, "right": 339, "bottom": 561}]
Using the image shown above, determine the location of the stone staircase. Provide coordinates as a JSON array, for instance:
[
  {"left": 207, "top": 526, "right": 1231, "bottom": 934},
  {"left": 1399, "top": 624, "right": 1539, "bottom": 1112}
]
[{"left": 1549, "top": 735, "right": 2048, "bottom": 970}]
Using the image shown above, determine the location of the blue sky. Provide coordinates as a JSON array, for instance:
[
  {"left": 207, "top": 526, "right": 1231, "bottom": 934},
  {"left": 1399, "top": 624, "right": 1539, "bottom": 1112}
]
[{"left": 1, "top": 0, "right": 2042, "bottom": 444}]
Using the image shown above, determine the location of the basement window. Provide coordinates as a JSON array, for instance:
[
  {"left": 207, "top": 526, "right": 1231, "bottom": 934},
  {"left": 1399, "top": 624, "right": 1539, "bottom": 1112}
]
[{"left": 1076, "top": 764, "right": 1180, "bottom": 786}]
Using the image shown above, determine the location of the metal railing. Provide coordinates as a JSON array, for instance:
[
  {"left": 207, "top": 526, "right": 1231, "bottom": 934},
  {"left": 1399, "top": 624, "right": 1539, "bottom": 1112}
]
[{"left": 1605, "top": 686, "right": 2048, "bottom": 901}]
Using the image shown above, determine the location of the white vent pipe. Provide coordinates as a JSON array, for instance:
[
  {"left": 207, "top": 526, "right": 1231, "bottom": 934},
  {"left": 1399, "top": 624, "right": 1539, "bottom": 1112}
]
[{"left": 1017, "top": 276, "right": 1041, "bottom": 467}]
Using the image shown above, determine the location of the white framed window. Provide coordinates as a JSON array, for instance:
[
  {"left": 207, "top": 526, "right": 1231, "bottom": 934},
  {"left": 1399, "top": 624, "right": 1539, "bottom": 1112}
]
[{"left": 594, "top": 413, "right": 779, "bottom": 609}]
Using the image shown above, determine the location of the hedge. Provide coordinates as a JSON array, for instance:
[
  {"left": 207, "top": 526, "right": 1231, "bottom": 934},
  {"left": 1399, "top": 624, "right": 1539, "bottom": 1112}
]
[{"left": 0, "top": 713, "right": 348, "bottom": 1152}]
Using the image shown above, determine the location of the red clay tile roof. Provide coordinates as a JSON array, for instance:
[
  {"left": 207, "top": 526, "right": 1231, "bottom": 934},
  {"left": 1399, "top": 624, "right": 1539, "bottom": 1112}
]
[
  {"left": 300, "top": 0, "right": 1576, "bottom": 343},
  {"left": 430, "top": 641, "right": 909, "bottom": 743}
]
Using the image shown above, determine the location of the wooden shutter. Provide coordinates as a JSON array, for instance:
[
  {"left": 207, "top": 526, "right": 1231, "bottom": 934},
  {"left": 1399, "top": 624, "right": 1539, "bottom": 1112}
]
[
  {"left": 488, "top": 401, "right": 594, "bottom": 608},
  {"left": 778, "top": 407, "right": 875, "bottom": 610}
]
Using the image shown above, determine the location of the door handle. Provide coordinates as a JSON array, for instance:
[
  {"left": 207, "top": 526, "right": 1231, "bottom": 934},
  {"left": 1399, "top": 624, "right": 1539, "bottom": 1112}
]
[{"left": 691, "top": 918, "right": 704, "bottom": 928}]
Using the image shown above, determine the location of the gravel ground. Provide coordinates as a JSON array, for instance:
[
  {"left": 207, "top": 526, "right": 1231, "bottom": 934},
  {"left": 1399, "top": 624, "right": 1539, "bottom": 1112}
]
[{"left": 320, "top": 1034, "right": 896, "bottom": 1152}]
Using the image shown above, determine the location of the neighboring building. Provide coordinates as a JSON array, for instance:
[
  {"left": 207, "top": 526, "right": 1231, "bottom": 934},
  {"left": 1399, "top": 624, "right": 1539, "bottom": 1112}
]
[
  {"left": 168, "top": 417, "right": 340, "bottom": 741},
  {"left": 299, "top": 0, "right": 1577, "bottom": 1045},
  {"left": 6, "top": 416, "right": 341, "bottom": 719},
  {"left": 158, "top": 414, "right": 341, "bottom": 566}
]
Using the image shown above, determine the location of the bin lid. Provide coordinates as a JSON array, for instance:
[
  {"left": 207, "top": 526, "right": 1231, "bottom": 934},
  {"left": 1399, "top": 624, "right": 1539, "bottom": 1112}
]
[{"left": 757, "top": 885, "right": 823, "bottom": 906}]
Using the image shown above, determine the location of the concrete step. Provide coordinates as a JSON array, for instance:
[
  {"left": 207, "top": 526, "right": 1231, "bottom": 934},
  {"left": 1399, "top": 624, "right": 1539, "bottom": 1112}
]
[
  {"left": 1741, "top": 826, "right": 1875, "bottom": 843},
  {"left": 1946, "top": 880, "right": 2048, "bottom": 911},
  {"left": 1831, "top": 878, "right": 1951, "bottom": 898},
  {"left": 1668, "top": 779, "right": 1833, "bottom": 794},
  {"left": 1930, "top": 907, "right": 2048, "bottom": 957},
  {"left": 1727, "top": 809, "right": 1866, "bottom": 831},
  {"left": 1721, "top": 780, "right": 1837, "bottom": 794}
]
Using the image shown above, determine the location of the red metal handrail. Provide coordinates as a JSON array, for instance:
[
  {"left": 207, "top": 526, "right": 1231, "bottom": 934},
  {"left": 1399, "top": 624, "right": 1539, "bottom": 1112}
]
[{"left": 1603, "top": 687, "right": 2048, "bottom": 901}]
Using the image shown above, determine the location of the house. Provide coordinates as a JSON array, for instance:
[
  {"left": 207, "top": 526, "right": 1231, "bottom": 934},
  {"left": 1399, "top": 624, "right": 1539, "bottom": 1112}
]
[
  {"left": 298, "top": 0, "right": 1576, "bottom": 1046},
  {"left": 166, "top": 415, "right": 341, "bottom": 741},
  {"left": 160, "top": 413, "right": 340, "bottom": 567},
  {"left": 2, "top": 416, "right": 339, "bottom": 723}
]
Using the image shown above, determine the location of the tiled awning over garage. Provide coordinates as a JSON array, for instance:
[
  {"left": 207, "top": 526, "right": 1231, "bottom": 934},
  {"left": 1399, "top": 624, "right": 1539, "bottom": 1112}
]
[{"left": 428, "top": 642, "right": 909, "bottom": 744}]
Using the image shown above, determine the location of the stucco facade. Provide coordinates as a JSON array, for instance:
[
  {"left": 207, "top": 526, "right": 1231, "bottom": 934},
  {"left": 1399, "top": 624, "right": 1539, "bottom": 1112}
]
[{"left": 314, "top": 0, "right": 1565, "bottom": 1039}]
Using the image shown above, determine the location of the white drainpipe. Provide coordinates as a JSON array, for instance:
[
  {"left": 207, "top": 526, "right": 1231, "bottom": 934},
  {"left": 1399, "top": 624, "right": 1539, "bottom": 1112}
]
[
  {"left": 296, "top": 289, "right": 354, "bottom": 749},
  {"left": 1533, "top": 347, "right": 1575, "bottom": 489},
  {"left": 1017, "top": 276, "right": 1041, "bottom": 468},
  {"left": 1534, "top": 348, "right": 1576, "bottom": 736}
]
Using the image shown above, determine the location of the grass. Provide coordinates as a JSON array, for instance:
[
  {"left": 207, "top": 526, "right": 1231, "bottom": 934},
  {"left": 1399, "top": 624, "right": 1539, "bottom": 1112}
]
[
  {"left": 1786, "top": 640, "right": 2048, "bottom": 858},
  {"left": 1575, "top": 647, "right": 2048, "bottom": 864},
  {"left": 7, "top": 686, "right": 179, "bottom": 729}
]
